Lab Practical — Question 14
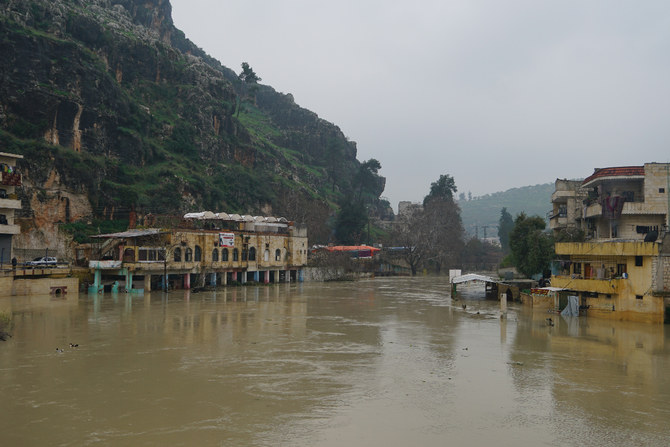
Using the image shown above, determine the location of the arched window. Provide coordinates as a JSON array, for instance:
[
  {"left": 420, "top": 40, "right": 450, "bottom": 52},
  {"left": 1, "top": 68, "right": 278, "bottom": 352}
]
[
  {"left": 185, "top": 247, "right": 193, "bottom": 262},
  {"left": 264, "top": 249, "right": 270, "bottom": 261},
  {"left": 212, "top": 248, "right": 219, "bottom": 262},
  {"left": 194, "top": 245, "right": 202, "bottom": 262},
  {"left": 233, "top": 248, "right": 239, "bottom": 261},
  {"left": 249, "top": 247, "right": 256, "bottom": 261},
  {"left": 275, "top": 249, "right": 281, "bottom": 261},
  {"left": 222, "top": 248, "right": 229, "bottom": 261},
  {"left": 174, "top": 247, "right": 182, "bottom": 262},
  {"left": 242, "top": 249, "right": 248, "bottom": 261}
]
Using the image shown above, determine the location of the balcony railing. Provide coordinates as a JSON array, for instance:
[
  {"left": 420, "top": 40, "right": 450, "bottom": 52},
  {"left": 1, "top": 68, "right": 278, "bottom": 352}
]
[
  {"left": 551, "top": 275, "right": 625, "bottom": 294},
  {"left": 0, "top": 198, "right": 21, "bottom": 210}
]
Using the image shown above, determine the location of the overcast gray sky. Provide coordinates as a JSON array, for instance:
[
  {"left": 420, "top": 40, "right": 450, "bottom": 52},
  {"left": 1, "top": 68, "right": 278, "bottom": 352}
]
[{"left": 170, "top": 0, "right": 670, "bottom": 209}]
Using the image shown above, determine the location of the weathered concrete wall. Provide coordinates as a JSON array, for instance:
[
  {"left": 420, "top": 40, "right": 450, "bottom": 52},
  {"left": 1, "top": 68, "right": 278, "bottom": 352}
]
[
  {"left": 0, "top": 277, "right": 12, "bottom": 296},
  {"left": 3, "top": 277, "right": 79, "bottom": 297}
]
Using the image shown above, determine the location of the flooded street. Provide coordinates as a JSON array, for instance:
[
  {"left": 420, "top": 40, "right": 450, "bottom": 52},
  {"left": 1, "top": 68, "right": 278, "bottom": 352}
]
[{"left": 1, "top": 276, "right": 670, "bottom": 446}]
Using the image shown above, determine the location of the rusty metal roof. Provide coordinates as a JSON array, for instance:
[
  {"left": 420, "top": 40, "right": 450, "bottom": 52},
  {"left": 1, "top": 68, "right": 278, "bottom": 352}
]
[
  {"left": 91, "top": 229, "right": 166, "bottom": 238},
  {"left": 582, "top": 166, "right": 644, "bottom": 187}
]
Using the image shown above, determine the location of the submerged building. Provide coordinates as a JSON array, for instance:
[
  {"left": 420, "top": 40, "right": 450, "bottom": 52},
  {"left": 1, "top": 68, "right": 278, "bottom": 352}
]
[
  {"left": 550, "top": 163, "right": 670, "bottom": 323},
  {"left": 88, "top": 212, "right": 308, "bottom": 293}
]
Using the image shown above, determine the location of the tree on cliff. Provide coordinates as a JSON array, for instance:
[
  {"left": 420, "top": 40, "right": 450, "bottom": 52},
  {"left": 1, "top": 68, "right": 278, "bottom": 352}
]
[
  {"left": 354, "top": 158, "right": 382, "bottom": 201},
  {"left": 236, "top": 62, "right": 262, "bottom": 116},
  {"left": 509, "top": 213, "right": 554, "bottom": 278},
  {"left": 333, "top": 197, "right": 368, "bottom": 245}
]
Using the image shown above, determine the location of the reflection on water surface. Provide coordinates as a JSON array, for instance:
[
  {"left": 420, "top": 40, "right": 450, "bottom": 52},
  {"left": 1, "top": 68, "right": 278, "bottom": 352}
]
[{"left": 1, "top": 277, "right": 669, "bottom": 446}]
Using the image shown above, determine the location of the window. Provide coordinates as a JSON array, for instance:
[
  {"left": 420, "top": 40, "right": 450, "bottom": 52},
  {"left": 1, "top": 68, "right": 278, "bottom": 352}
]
[
  {"left": 233, "top": 248, "right": 239, "bottom": 261},
  {"left": 185, "top": 248, "right": 193, "bottom": 262},
  {"left": 195, "top": 245, "right": 202, "bottom": 262},
  {"left": 249, "top": 247, "right": 256, "bottom": 261},
  {"left": 222, "top": 248, "right": 229, "bottom": 261},
  {"left": 212, "top": 249, "right": 219, "bottom": 262},
  {"left": 123, "top": 248, "right": 135, "bottom": 262},
  {"left": 636, "top": 295, "right": 643, "bottom": 300},
  {"left": 242, "top": 249, "right": 248, "bottom": 261},
  {"left": 635, "top": 256, "right": 643, "bottom": 267},
  {"left": 174, "top": 247, "right": 182, "bottom": 262},
  {"left": 275, "top": 249, "right": 281, "bottom": 261},
  {"left": 264, "top": 249, "right": 270, "bottom": 261},
  {"left": 660, "top": 188, "right": 665, "bottom": 193},
  {"left": 616, "top": 263, "right": 627, "bottom": 276},
  {"left": 573, "top": 263, "right": 582, "bottom": 275}
]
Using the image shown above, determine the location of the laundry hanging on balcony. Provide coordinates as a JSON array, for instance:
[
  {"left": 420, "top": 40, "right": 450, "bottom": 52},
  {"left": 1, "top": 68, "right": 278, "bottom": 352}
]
[{"left": 601, "top": 195, "right": 625, "bottom": 219}]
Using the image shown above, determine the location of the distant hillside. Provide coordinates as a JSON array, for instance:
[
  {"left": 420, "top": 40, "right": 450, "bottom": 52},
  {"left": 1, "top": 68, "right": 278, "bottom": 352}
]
[{"left": 458, "top": 183, "right": 555, "bottom": 238}]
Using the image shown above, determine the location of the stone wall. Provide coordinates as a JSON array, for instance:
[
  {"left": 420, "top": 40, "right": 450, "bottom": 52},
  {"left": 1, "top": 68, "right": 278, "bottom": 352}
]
[{"left": 0, "top": 276, "right": 79, "bottom": 297}]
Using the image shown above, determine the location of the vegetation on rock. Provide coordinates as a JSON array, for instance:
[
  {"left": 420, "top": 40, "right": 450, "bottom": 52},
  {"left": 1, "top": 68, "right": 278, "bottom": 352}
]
[{"left": 0, "top": 0, "right": 388, "bottom": 248}]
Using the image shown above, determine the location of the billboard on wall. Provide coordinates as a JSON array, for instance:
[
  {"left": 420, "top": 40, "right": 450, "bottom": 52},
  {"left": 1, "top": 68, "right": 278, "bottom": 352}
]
[{"left": 219, "top": 233, "right": 235, "bottom": 247}]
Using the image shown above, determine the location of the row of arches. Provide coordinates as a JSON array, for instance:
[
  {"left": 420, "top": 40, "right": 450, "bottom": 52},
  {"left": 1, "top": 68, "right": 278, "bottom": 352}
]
[{"left": 173, "top": 246, "right": 284, "bottom": 263}]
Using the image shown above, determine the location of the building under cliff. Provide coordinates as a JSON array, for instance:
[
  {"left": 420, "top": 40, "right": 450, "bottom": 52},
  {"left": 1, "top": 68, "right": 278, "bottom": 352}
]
[{"left": 88, "top": 212, "right": 308, "bottom": 293}]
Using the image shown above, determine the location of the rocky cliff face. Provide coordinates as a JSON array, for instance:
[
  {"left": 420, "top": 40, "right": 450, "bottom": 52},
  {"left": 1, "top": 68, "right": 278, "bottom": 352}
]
[{"left": 0, "top": 0, "right": 384, "bottom": 253}]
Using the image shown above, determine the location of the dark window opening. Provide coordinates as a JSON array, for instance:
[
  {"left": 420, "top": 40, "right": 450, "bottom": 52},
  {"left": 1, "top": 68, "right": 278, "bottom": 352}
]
[
  {"left": 635, "top": 256, "right": 643, "bottom": 267},
  {"left": 616, "top": 264, "right": 627, "bottom": 276}
]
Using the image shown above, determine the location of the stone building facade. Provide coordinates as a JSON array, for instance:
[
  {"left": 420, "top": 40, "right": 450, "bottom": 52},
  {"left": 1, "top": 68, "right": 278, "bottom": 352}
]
[{"left": 89, "top": 213, "right": 308, "bottom": 292}]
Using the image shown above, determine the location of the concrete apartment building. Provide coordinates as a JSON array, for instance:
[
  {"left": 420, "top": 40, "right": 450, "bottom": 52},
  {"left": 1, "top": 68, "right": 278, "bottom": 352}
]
[
  {"left": 550, "top": 163, "right": 670, "bottom": 323},
  {"left": 0, "top": 151, "right": 23, "bottom": 265}
]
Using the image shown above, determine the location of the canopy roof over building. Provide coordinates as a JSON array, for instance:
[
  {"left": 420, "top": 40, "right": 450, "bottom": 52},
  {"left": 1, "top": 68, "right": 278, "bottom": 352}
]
[
  {"left": 450, "top": 273, "right": 496, "bottom": 284},
  {"left": 183, "top": 212, "right": 288, "bottom": 223},
  {"left": 582, "top": 166, "right": 644, "bottom": 188},
  {"left": 91, "top": 229, "right": 165, "bottom": 239}
]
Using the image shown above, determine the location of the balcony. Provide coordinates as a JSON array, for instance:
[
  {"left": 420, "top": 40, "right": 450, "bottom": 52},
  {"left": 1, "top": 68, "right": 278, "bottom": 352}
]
[
  {"left": 89, "top": 260, "right": 123, "bottom": 269},
  {"left": 551, "top": 189, "right": 576, "bottom": 203},
  {"left": 0, "top": 223, "right": 20, "bottom": 235},
  {"left": 555, "top": 241, "right": 658, "bottom": 257},
  {"left": 0, "top": 198, "right": 21, "bottom": 210},
  {"left": 549, "top": 214, "right": 568, "bottom": 230},
  {"left": 0, "top": 171, "right": 21, "bottom": 187},
  {"left": 552, "top": 275, "right": 625, "bottom": 294},
  {"left": 585, "top": 200, "right": 662, "bottom": 219}
]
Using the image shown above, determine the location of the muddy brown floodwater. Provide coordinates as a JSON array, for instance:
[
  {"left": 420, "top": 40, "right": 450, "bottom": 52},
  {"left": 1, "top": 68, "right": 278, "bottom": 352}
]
[{"left": 1, "top": 276, "right": 670, "bottom": 446}]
